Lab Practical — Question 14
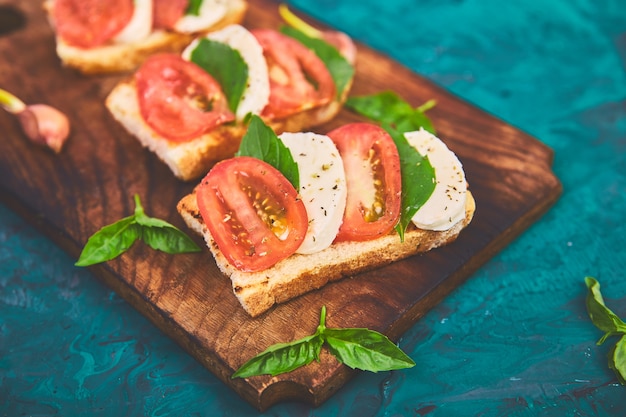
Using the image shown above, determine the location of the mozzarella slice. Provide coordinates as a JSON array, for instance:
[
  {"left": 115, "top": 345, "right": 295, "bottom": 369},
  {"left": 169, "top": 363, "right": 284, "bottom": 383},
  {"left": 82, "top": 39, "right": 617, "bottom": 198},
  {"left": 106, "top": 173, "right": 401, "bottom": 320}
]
[
  {"left": 279, "top": 132, "right": 347, "bottom": 254},
  {"left": 182, "top": 24, "right": 269, "bottom": 120},
  {"left": 113, "top": 0, "right": 153, "bottom": 44},
  {"left": 404, "top": 128, "right": 467, "bottom": 231},
  {"left": 174, "top": 0, "right": 228, "bottom": 33}
]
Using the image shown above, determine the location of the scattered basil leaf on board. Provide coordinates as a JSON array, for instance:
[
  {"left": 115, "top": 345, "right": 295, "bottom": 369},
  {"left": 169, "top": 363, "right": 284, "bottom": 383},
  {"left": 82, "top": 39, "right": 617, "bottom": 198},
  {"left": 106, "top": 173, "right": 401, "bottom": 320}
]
[
  {"left": 185, "top": 0, "right": 204, "bottom": 16},
  {"left": 384, "top": 124, "right": 436, "bottom": 241},
  {"left": 189, "top": 38, "right": 248, "bottom": 114},
  {"left": 232, "top": 306, "right": 415, "bottom": 378},
  {"left": 75, "top": 195, "right": 201, "bottom": 267},
  {"left": 280, "top": 25, "right": 355, "bottom": 98},
  {"left": 236, "top": 115, "right": 300, "bottom": 190},
  {"left": 74, "top": 216, "right": 140, "bottom": 267},
  {"left": 585, "top": 277, "right": 626, "bottom": 384},
  {"left": 346, "top": 91, "right": 437, "bottom": 134},
  {"left": 232, "top": 334, "right": 323, "bottom": 378}
]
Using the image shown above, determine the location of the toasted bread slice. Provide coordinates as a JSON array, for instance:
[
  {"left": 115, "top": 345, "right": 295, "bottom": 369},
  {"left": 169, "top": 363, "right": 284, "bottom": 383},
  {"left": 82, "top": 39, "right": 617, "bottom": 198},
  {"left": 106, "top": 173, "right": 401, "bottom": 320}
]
[
  {"left": 45, "top": 0, "right": 248, "bottom": 74},
  {"left": 177, "top": 189, "right": 475, "bottom": 317}
]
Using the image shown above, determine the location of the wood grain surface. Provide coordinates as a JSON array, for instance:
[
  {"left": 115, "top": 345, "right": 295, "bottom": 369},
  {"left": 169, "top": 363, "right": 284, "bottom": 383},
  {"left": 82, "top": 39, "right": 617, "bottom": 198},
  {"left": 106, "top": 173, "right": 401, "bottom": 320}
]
[{"left": 0, "top": 0, "right": 561, "bottom": 411}]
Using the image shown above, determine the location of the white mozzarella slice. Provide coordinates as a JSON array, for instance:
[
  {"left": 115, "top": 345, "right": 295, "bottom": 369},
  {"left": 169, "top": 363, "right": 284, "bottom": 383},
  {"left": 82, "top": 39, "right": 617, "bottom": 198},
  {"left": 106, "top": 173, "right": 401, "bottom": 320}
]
[
  {"left": 174, "top": 0, "right": 228, "bottom": 33},
  {"left": 279, "top": 132, "right": 347, "bottom": 254},
  {"left": 404, "top": 128, "right": 467, "bottom": 231},
  {"left": 113, "top": 0, "right": 153, "bottom": 44},
  {"left": 182, "top": 24, "right": 269, "bottom": 120}
]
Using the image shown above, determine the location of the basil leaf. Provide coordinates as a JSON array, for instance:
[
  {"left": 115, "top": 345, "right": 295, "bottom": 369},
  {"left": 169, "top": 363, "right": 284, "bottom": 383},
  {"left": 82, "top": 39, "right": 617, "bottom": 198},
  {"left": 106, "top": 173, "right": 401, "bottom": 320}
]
[
  {"left": 384, "top": 125, "right": 436, "bottom": 241},
  {"left": 236, "top": 115, "right": 300, "bottom": 189},
  {"left": 75, "top": 195, "right": 201, "bottom": 266},
  {"left": 133, "top": 197, "right": 201, "bottom": 254},
  {"left": 75, "top": 216, "right": 140, "bottom": 266},
  {"left": 232, "top": 334, "right": 323, "bottom": 378},
  {"left": 346, "top": 91, "right": 436, "bottom": 134},
  {"left": 189, "top": 38, "right": 248, "bottom": 114},
  {"left": 324, "top": 328, "right": 415, "bottom": 372},
  {"left": 280, "top": 26, "right": 355, "bottom": 98},
  {"left": 185, "top": 0, "right": 203, "bottom": 16},
  {"left": 585, "top": 277, "right": 626, "bottom": 385},
  {"left": 139, "top": 225, "right": 201, "bottom": 254},
  {"left": 609, "top": 336, "right": 626, "bottom": 385},
  {"left": 232, "top": 306, "right": 415, "bottom": 378},
  {"left": 585, "top": 277, "right": 626, "bottom": 338}
]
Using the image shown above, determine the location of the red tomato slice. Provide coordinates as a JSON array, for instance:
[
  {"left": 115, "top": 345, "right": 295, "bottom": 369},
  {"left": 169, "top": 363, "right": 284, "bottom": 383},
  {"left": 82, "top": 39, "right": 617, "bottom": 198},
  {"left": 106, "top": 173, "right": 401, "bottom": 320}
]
[
  {"left": 153, "top": 0, "right": 188, "bottom": 30},
  {"left": 52, "top": 0, "right": 134, "bottom": 48},
  {"left": 327, "top": 123, "right": 402, "bottom": 242},
  {"left": 251, "top": 29, "right": 336, "bottom": 120},
  {"left": 135, "top": 54, "right": 234, "bottom": 142},
  {"left": 196, "top": 157, "right": 309, "bottom": 272}
]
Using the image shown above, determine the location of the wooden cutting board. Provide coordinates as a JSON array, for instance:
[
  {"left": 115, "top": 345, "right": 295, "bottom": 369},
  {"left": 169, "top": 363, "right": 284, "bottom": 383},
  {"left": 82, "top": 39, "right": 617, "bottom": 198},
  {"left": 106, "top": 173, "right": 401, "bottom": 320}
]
[{"left": 0, "top": 0, "right": 561, "bottom": 411}]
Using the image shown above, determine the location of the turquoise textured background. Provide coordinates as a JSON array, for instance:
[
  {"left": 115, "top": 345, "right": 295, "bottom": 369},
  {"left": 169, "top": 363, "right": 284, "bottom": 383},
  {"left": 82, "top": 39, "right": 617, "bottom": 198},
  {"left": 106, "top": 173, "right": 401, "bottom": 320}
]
[{"left": 1, "top": 0, "right": 625, "bottom": 415}]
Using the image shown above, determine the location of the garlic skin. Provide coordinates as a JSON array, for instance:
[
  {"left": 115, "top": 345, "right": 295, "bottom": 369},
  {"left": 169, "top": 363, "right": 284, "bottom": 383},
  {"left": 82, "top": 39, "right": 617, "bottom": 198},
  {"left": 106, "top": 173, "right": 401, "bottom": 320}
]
[{"left": 17, "top": 104, "right": 70, "bottom": 153}]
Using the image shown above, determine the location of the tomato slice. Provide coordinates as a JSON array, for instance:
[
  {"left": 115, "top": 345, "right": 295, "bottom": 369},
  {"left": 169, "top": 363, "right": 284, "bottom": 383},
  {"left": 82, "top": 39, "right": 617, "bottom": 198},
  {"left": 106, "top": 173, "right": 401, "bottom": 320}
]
[
  {"left": 52, "top": 0, "right": 134, "bottom": 48},
  {"left": 135, "top": 54, "right": 234, "bottom": 142},
  {"left": 153, "top": 0, "right": 188, "bottom": 30},
  {"left": 196, "top": 157, "right": 308, "bottom": 272},
  {"left": 327, "top": 123, "right": 402, "bottom": 242},
  {"left": 251, "top": 29, "right": 335, "bottom": 120}
]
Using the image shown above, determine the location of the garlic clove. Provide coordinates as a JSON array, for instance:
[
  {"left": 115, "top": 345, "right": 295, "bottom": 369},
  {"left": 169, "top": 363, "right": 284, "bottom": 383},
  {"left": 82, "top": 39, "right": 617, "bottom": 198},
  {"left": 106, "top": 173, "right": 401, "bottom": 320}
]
[
  {"left": 17, "top": 104, "right": 70, "bottom": 153},
  {"left": 1, "top": 88, "right": 70, "bottom": 153}
]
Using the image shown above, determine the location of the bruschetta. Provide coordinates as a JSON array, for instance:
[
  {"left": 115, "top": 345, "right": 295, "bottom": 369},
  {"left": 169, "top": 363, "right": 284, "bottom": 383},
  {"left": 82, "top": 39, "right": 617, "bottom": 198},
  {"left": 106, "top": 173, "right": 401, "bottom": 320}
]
[
  {"left": 45, "top": 0, "right": 248, "bottom": 74},
  {"left": 105, "top": 20, "right": 356, "bottom": 180},
  {"left": 177, "top": 119, "right": 475, "bottom": 317}
]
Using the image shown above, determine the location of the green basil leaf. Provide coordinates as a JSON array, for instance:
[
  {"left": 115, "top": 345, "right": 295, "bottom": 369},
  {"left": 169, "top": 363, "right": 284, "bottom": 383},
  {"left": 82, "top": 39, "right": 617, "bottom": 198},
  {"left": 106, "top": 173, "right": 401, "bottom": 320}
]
[
  {"left": 585, "top": 277, "right": 626, "bottom": 339},
  {"left": 74, "top": 216, "right": 140, "bottom": 266},
  {"left": 323, "top": 328, "right": 415, "bottom": 372},
  {"left": 75, "top": 195, "right": 201, "bottom": 266},
  {"left": 346, "top": 91, "right": 437, "bottom": 134},
  {"left": 280, "top": 25, "right": 355, "bottom": 98},
  {"left": 609, "top": 335, "right": 626, "bottom": 385},
  {"left": 232, "top": 306, "right": 415, "bottom": 378},
  {"left": 132, "top": 196, "right": 201, "bottom": 253},
  {"left": 384, "top": 124, "right": 436, "bottom": 241},
  {"left": 140, "top": 225, "right": 202, "bottom": 254},
  {"left": 236, "top": 115, "right": 300, "bottom": 189},
  {"left": 185, "top": 0, "right": 203, "bottom": 16},
  {"left": 189, "top": 38, "right": 248, "bottom": 114},
  {"left": 232, "top": 334, "right": 324, "bottom": 378}
]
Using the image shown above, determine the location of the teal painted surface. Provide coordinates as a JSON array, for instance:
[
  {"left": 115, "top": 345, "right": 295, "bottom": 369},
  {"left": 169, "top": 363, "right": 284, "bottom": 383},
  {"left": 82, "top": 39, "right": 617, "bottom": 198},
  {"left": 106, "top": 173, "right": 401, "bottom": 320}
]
[{"left": 1, "top": 0, "right": 625, "bottom": 415}]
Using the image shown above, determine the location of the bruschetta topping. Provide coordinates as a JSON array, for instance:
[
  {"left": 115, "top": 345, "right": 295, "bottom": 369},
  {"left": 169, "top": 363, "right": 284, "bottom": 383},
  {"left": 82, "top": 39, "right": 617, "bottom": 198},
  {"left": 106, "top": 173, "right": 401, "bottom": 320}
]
[{"left": 135, "top": 53, "right": 234, "bottom": 142}]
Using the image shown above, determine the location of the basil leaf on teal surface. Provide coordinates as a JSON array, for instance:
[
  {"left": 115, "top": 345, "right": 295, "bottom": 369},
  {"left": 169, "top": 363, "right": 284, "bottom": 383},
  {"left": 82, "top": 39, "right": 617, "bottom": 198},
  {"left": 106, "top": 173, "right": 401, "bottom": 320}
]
[
  {"left": 346, "top": 91, "right": 437, "bottom": 134},
  {"left": 384, "top": 124, "right": 436, "bottom": 241},
  {"left": 189, "top": 38, "right": 248, "bottom": 113},
  {"left": 280, "top": 25, "right": 355, "bottom": 98},
  {"left": 609, "top": 336, "right": 626, "bottom": 385},
  {"left": 185, "top": 0, "right": 204, "bottom": 15},
  {"left": 585, "top": 277, "right": 626, "bottom": 341},
  {"left": 236, "top": 115, "right": 300, "bottom": 189},
  {"left": 324, "top": 328, "right": 415, "bottom": 372},
  {"left": 585, "top": 277, "right": 626, "bottom": 385},
  {"left": 232, "top": 306, "right": 415, "bottom": 378},
  {"left": 75, "top": 195, "right": 201, "bottom": 267}
]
